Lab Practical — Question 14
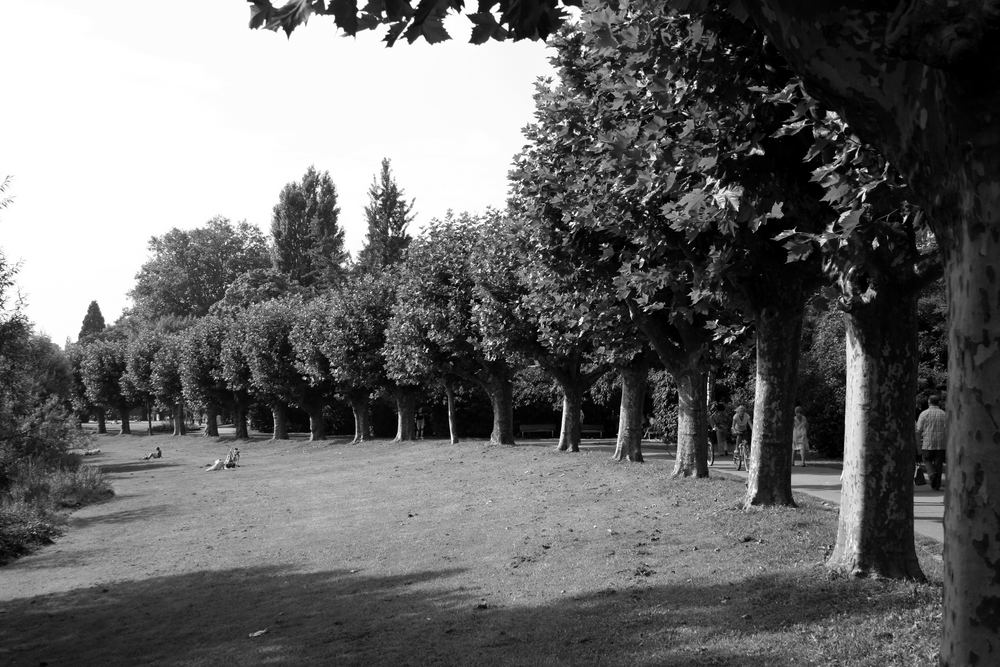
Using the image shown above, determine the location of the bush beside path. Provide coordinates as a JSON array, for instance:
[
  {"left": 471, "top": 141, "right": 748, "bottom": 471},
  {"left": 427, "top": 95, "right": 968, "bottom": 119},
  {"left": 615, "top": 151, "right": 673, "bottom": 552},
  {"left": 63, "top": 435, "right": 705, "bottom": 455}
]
[{"left": 0, "top": 434, "right": 942, "bottom": 665}]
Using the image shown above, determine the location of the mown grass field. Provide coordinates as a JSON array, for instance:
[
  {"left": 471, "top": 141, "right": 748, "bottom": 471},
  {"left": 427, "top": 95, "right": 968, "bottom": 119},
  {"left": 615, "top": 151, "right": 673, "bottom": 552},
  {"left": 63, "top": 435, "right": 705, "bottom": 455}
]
[{"left": 0, "top": 431, "right": 942, "bottom": 665}]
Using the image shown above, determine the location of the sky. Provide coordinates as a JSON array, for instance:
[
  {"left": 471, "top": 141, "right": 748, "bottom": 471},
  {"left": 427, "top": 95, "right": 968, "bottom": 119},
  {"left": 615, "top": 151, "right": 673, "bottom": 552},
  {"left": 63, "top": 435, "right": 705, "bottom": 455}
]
[{"left": 0, "top": 1, "right": 556, "bottom": 346}]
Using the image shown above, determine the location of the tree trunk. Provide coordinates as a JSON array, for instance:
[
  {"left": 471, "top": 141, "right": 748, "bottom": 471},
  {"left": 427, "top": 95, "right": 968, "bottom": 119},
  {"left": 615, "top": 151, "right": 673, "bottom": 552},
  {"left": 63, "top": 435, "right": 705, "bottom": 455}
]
[
  {"left": 631, "top": 308, "right": 710, "bottom": 475},
  {"left": 612, "top": 358, "right": 647, "bottom": 462},
  {"left": 145, "top": 399, "right": 153, "bottom": 435},
  {"left": 233, "top": 395, "right": 249, "bottom": 440},
  {"left": 828, "top": 289, "right": 924, "bottom": 579},
  {"left": 444, "top": 379, "right": 459, "bottom": 444},
  {"left": 673, "top": 368, "right": 709, "bottom": 478},
  {"left": 744, "top": 302, "right": 803, "bottom": 507},
  {"left": 347, "top": 391, "right": 371, "bottom": 444},
  {"left": 941, "top": 205, "right": 1000, "bottom": 662},
  {"left": 96, "top": 411, "right": 107, "bottom": 435},
  {"left": 203, "top": 404, "right": 219, "bottom": 437},
  {"left": 706, "top": 367, "right": 717, "bottom": 412},
  {"left": 393, "top": 387, "right": 417, "bottom": 441},
  {"left": 271, "top": 403, "right": 288, "bottom": 440},
  {"left": 556, "top": 382, "right": 583, "bottom": 453},
  {"left": 307, "top": 404, "right": 326, "bottom": 442},
  {"left": 172, "top": 402, "right": 186, "bottom": 436},
  {"left": 117, "top": 405, "right": 131, "bottom": 435},
  {"left": 729, "top": 7, "right": 1000, "bottom": 655},
  {"left": 485, "top": 375, "right": 515, "bottom": 445}
]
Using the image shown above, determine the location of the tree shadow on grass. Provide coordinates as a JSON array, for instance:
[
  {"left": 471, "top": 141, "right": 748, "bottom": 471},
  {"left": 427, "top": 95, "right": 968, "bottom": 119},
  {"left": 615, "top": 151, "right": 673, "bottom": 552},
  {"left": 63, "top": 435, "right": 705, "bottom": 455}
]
[
  {"left": 68, "top": 504, "right": 178, "bottom": 530},
  {"left": 0, "top": 564, "right": 937, "bottom": 666},
  {"left": 97, "top": 461, "right": 182, "bottom": 475}
]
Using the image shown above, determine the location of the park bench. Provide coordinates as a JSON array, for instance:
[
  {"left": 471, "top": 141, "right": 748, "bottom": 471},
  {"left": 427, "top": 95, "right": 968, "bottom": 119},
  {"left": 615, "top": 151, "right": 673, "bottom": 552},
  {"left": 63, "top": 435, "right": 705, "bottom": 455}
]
[
  {"left": 518, "top": 424, "right": 605, "bottom": 438},
  {"left": 519, "top": 423, "right": 557, "bottom": 437}
]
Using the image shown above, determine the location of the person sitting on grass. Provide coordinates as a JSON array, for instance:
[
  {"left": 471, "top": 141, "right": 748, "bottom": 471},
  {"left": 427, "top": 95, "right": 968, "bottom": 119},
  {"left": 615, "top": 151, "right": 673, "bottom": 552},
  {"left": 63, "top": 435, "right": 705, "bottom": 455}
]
[
  {"left": 223, "top": 447, "right": 240, "bottom": 469},
  {"left": 142, "top": 446, "right": 162, "bottom": 461}
]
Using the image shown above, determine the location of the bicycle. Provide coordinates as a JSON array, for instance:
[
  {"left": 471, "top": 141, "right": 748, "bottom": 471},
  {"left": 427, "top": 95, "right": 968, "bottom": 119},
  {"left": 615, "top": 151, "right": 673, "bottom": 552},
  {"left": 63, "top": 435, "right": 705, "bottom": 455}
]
[{"left": 732, "top": 433, "right": 750, "bottom": 471}]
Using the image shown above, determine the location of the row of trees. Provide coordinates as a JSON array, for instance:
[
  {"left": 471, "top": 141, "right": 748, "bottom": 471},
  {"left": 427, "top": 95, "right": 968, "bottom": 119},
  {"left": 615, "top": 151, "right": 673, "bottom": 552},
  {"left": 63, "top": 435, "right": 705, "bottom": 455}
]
[
  {"left": 69, "top": 158, "right": 417, "bottom": 440},
  {"left": 245, "top": 0, "right": 1000, "bottom": 658},
  {"left": 74, "top": 10, "right": 948, "bottom": 594},
  {"left": 64, "top": 8, "right": 955, "bottom": 601}
]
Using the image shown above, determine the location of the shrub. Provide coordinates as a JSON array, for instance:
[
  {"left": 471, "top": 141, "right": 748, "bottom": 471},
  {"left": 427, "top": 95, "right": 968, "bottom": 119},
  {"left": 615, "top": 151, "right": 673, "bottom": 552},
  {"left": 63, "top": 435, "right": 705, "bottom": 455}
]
[
  {"left": 0, "top": 458, "right": 112, "bottom": 564},
  {"left": 0, "top": 499, "right": 62, "bottom": 565}
]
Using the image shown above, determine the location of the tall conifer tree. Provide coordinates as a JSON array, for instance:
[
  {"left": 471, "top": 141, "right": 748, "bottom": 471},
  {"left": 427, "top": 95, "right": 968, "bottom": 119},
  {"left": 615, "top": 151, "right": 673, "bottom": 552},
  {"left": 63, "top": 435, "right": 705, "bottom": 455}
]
[
  {"left": 356, "top": 158, "right": 414, "bottom": 272},
  {"left": 270, "top": 165, "right": 345, "bottom": 288},
  {"left": 78, "top": 301, "right": 106, "bottom": 341}
]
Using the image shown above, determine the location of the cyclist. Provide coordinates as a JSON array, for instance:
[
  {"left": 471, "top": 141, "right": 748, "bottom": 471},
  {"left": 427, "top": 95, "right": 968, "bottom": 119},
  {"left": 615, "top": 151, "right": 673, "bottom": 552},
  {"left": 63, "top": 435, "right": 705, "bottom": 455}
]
[{"left": 731, "top": 404, "right": 752, "bottom": 469}]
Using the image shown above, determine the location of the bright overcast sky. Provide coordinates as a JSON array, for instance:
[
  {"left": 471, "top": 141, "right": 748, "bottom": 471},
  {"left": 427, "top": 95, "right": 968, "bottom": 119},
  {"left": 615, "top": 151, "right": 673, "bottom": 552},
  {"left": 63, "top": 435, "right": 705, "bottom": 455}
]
[{"left": 0, "top": 1, "right": 555, "bottom": 345}]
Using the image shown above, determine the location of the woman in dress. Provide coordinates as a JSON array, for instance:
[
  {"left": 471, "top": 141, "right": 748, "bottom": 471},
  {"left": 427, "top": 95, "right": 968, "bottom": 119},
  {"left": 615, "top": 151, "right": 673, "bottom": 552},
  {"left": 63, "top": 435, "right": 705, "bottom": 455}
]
[{"left": 792, "top": 406, "right": 809, "bottom": 467}]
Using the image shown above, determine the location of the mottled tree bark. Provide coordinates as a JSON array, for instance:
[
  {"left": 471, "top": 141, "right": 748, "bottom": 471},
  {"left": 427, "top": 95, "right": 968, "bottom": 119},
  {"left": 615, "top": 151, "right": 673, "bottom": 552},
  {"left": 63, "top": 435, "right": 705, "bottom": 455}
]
[
  {"left": 485, "top": 374, "right": 515, "bottom": 445},
  {"left": 306, "top": 404, "right": 326, "bottom": 442},
  {"left": 674, "top": 368, "right": 709, "bottom": 478},
  {"left": 393, "top": 387, "right": 417, "bottom": 441},
  {"left": 828, "top": 288, "right": 923, "bottom": 579},
  {"left": 96, "top": 411, "right": 107, "bottom": 435},
  {"left": 145, "top": 399, "right": 154, "bottom": 436},
  {"left": 744, "top": 302, "right": 803, "bottom": 507},
  {"left": 117, "top": 405, "right": 131, "bottom": 435},
  {"left": 556, "top": 383, "right": 583, "bottom": 453},
  {"left": 203, "top": 405, "right": 219, "bottom": 438},
  {"left": 348, "top": 391, "right": 371, "bottom": 444},
  {"left": 172, "top": 402, "right": 186, "bottom": 436},
  {"left": 633, "top": 308, "right": 711, "bottom": 476},
  {"left": 941, "top": 204, "right": 1000, "bottom": 661},
  {"left": 271, "top": 403, "right": 288, "bottom": 440},
  {"left": 612, "top": 358, "right": 647, "bottom": 462}
]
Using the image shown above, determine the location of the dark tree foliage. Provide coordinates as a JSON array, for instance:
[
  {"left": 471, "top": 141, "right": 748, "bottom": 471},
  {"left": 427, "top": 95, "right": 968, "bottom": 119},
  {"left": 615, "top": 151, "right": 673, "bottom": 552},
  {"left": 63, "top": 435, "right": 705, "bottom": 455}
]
[
  {"left": 916, "top": 278, "right": 947, "bottom": 400},
  {"left": 129, "top": 216, "right": 270, "bottom": 319},
  {"left": 270, "top": 165, "right": 346, "bottom": 289},
  {"left": 356, "top": 158, "right": 414, "bottom": 273},
  {"left": 78, "top": 301, "right": 106, "bottom": 341},
  {"left": 210, "top": 268, "right": 302, "bottom": 315},
  {"left": 796, "top": 305, "right": 846, "bottom": 458}
]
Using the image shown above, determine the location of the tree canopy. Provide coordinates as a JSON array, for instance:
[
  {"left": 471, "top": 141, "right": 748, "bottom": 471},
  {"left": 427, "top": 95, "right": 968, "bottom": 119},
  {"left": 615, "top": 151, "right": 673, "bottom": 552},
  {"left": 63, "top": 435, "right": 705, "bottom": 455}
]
[
  {"left": 270, "top": 165, "right": 346, "bottom": 289},
  {"left": 129, "top": 216, "right": 269, "bottom": 319},
  {"left": 356, "top": 158, "right": 414, "bottom": 273},
  {"left": 78, "top": 301, "right": 106, "bottom": 341}
]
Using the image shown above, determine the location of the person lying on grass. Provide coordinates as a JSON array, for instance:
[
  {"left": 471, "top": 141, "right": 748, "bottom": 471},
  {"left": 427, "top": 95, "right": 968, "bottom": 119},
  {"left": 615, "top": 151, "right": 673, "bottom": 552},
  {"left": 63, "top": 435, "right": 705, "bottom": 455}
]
[{"left": 142, "top": 447, "right": 162, "bottom": 461}]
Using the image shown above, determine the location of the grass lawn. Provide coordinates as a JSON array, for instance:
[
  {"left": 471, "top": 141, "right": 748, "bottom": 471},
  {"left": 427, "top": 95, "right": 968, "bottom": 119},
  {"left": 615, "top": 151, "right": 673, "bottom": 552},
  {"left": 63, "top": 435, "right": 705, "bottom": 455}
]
[{"left": 0, "top": 432, "right": 942, "bottom": 665}]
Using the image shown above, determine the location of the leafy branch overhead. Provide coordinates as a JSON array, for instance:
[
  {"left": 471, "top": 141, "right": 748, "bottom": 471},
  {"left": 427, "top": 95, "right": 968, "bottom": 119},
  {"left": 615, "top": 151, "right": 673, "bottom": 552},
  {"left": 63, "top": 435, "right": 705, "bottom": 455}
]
[{"left": 248, "top": 0, "right": 579, "bottom": 44}]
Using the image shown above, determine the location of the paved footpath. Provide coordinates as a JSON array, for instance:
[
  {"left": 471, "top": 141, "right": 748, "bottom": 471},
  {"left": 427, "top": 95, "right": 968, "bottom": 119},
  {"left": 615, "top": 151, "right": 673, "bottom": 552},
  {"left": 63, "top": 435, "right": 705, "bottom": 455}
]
[
  {"left": 701, "top": 455, "right": 944, "bottom": 543},
  {"left": 577, "top": 441, "right": 944, "bottom": 543}
]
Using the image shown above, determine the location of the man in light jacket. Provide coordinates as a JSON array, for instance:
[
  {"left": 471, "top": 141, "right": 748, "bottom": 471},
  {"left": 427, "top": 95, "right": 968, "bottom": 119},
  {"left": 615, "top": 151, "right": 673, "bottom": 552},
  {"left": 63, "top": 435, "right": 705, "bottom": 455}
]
[{"left": 916, "top": 394, "right": 947, "bottom": 491}]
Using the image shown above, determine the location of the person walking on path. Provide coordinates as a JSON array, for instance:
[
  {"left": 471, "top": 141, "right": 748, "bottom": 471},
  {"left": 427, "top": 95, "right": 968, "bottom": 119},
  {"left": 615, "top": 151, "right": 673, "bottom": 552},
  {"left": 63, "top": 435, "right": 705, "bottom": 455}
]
[
  {"left": 414, "top": 408, "right": 426, "bottom": 439},
  {"left": 710, "top": 402, "right": 731, "bottom": 456},
  {"left": 916, "top": 394, "right": 947, "bottom": 490},
  {"left": 792, "top": 406, "right": 809, "bottom": 466}
]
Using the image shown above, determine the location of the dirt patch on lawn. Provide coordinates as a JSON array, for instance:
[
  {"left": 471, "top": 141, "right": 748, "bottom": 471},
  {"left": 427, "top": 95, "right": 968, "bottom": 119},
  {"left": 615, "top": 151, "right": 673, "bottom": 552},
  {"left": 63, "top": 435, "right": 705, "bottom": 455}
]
[{"left": 0, "top": 433, "right": 941, "bottom": 665}]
